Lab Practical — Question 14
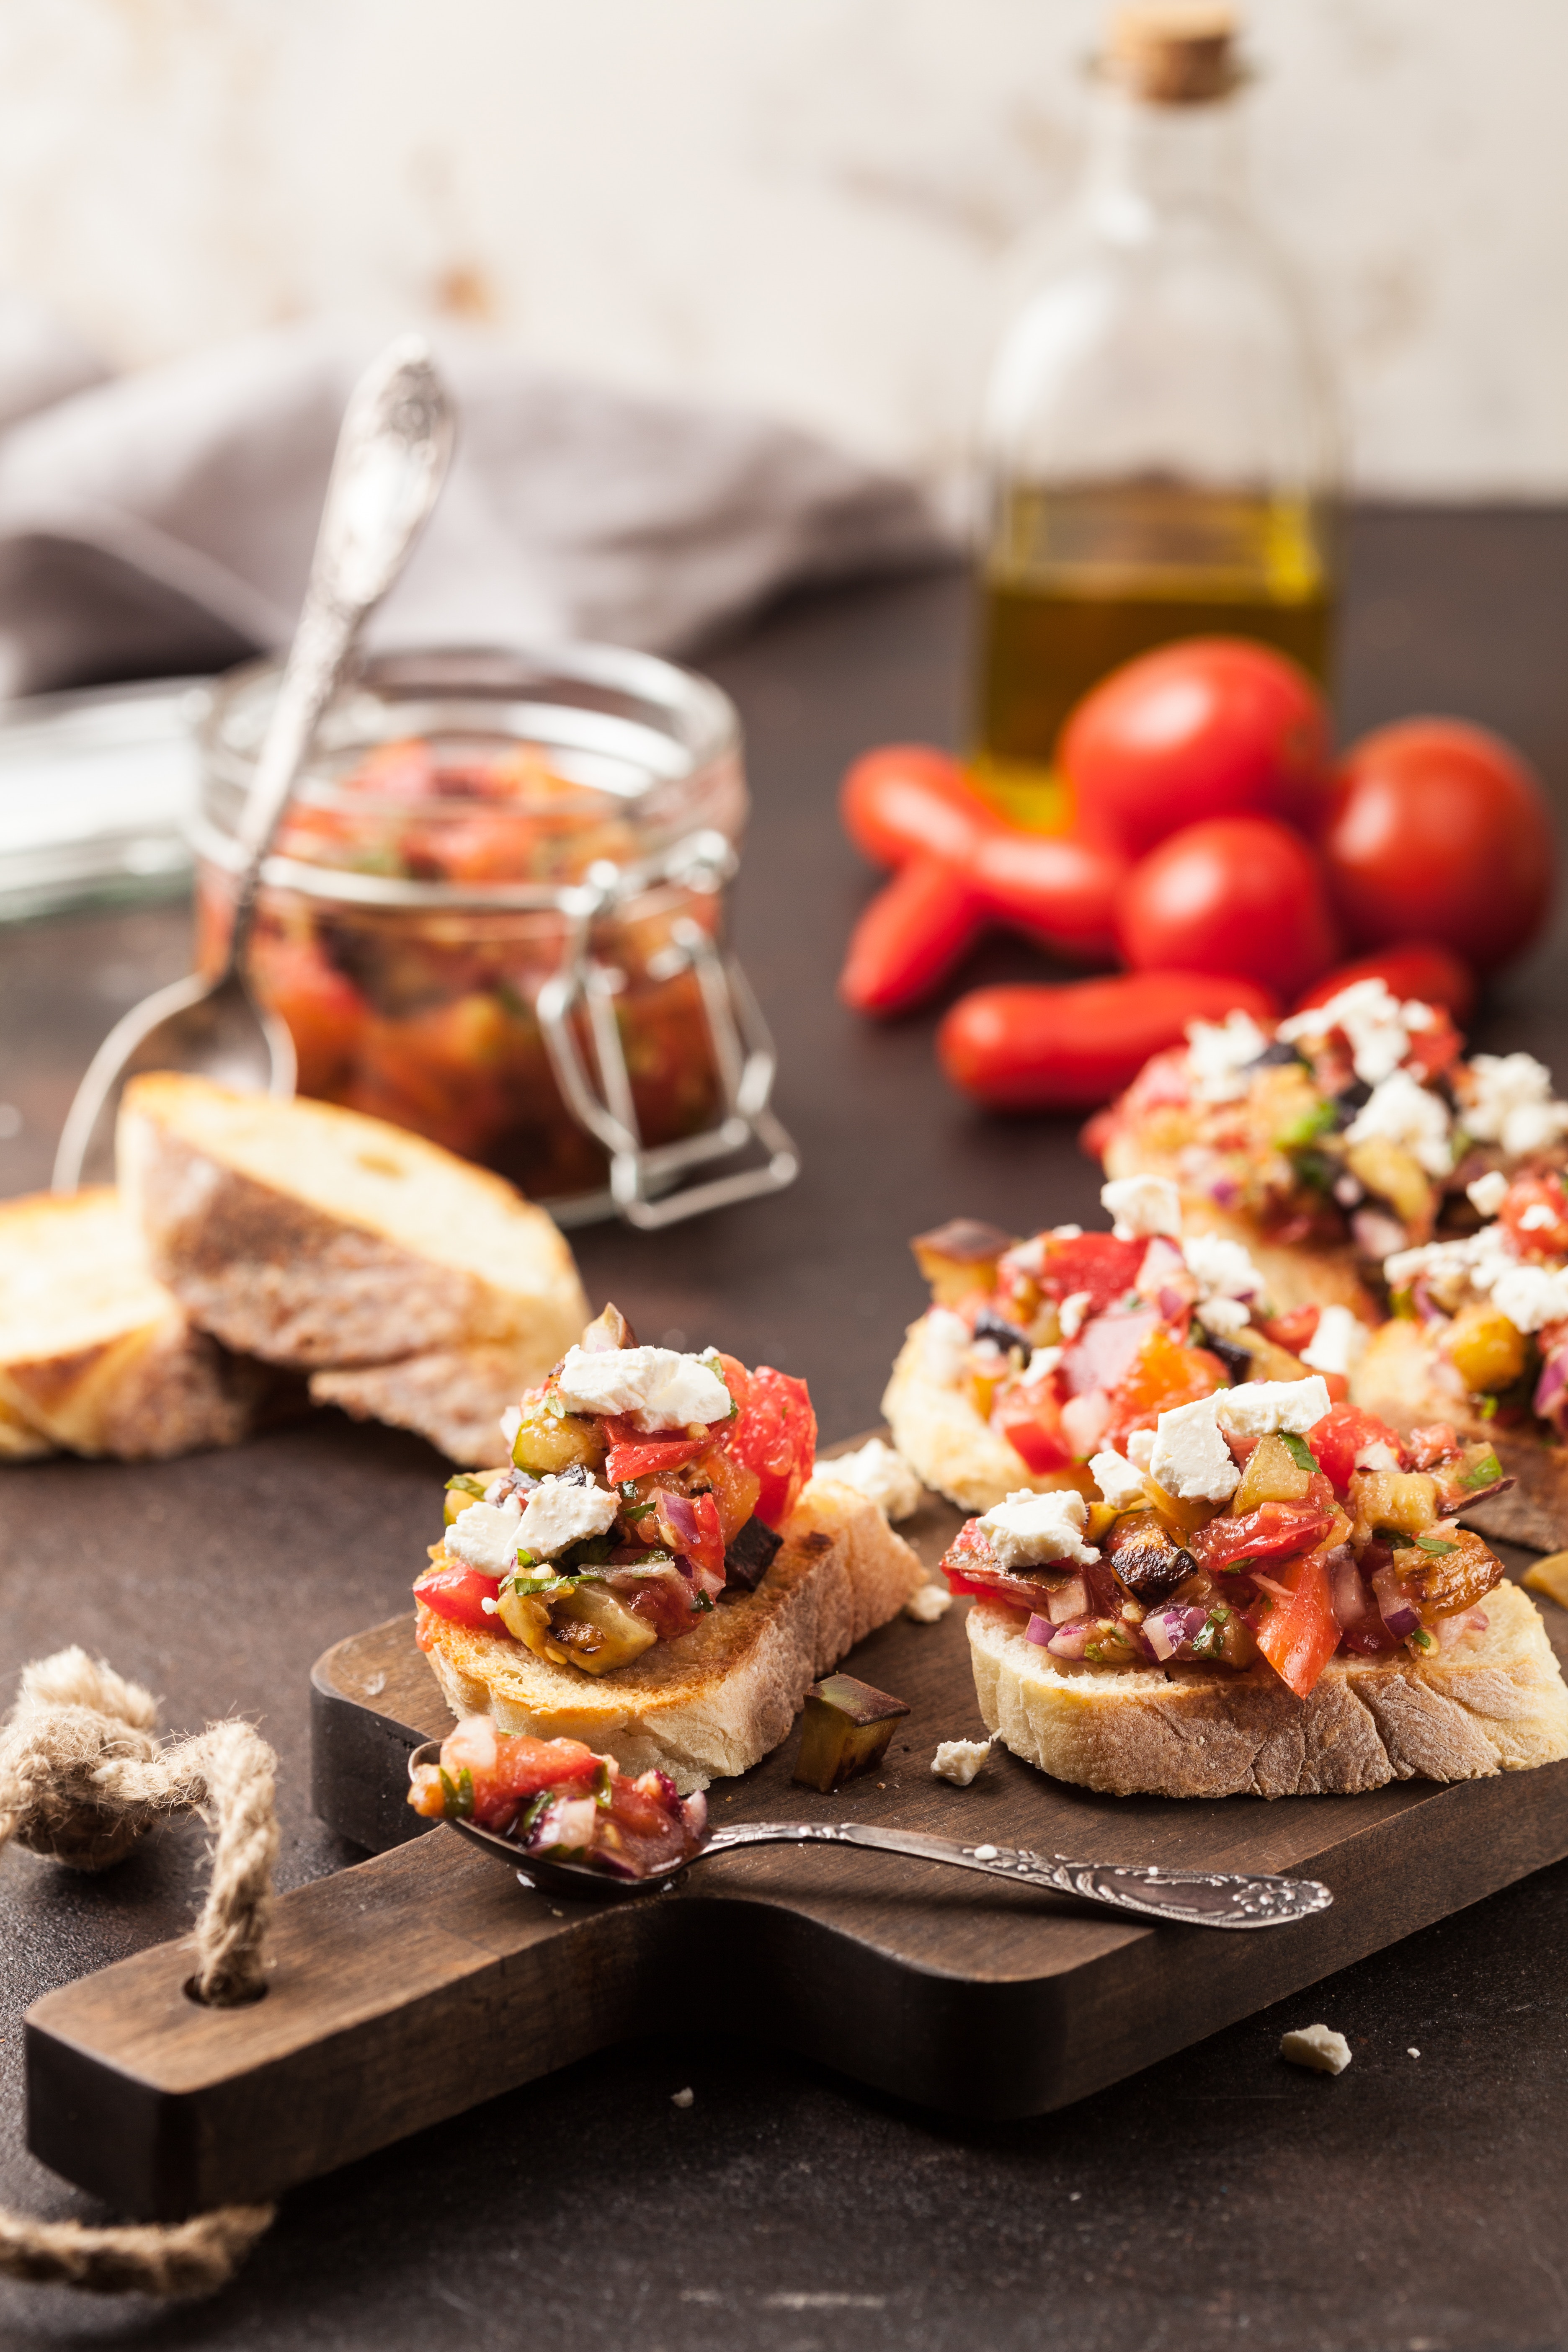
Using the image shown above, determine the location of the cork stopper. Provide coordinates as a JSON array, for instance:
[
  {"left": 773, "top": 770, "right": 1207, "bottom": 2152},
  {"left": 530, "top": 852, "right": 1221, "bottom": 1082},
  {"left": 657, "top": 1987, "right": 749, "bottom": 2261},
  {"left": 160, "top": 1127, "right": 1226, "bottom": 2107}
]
[{"left": 1105, "top": 4, "right": 1240, "bottom": 104}]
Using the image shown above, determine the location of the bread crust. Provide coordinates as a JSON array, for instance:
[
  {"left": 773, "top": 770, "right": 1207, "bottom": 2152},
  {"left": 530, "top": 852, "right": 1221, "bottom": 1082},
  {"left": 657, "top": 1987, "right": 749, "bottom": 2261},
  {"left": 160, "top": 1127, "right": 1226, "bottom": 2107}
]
[
  {"left": 312, "top": 1344, "right": 564, "bottom": 1465},
  {"left": 881, "top": 1323, "right": 1088, "bottom": 1514},
  {"left": 418, "top": 1477, "right": 925, "bottom": 1791},
  {"left": 1352, "top": 1315, "right": 1568, "bottom": 1553},
  {"left": 968, "top": 1578, "right": 1568, "bottom": 1798}
]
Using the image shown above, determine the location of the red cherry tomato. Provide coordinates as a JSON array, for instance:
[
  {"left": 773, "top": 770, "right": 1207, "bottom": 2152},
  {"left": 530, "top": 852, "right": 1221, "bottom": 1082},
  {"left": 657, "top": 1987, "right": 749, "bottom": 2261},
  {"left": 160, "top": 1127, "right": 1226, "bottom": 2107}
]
[
  {"left": 938, "top": 970, "right": 1277, "bottom": 1112},
  {"left": 1323, "top": 720, "right": 1557, "bottom": 976},
  {"left": 413, "top": 1564, "right": 501, "bottom": 1632},
  {"left": 1117, "top": 816, "right": 1339, "bottom": 998},
  {"left": 1292, "top": 939, "right": 1475, "bottom": 1025},
  {"left": 726, "top": 1366, "right": 817, "bottom": 1529},
  {"left": 1302, "top": 1403, "right": 1407, "bottom": 1493},
  {"left": 1060, "top": 638, "right": 1331, "bottom": 859}
]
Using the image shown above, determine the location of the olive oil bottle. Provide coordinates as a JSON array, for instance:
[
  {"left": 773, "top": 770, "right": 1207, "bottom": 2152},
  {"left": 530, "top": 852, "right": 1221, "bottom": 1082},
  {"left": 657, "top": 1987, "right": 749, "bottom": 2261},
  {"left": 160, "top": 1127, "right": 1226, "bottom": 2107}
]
[{"left": 973, "top": 4, "right": 1338, "bottom": 828}]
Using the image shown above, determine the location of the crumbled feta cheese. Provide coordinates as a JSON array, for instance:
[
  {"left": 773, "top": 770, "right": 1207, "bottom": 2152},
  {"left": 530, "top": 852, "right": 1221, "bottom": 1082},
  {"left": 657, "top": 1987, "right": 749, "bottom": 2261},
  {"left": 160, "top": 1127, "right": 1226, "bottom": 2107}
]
[
  {"left": 446, "top": 1498, "right": 524, "bottom": 1573},
  {"left": 905, "top": 1581, "right": 954, "bottom": 1623},
  {"left": 671, "top": 2087, "right": 695, "bottom": 2108},
  {"left": 1280, "top": 978, "right": 1420, "bottom": 1087},
  {"left": 1124, "top": 1427, "right": 1156, "bottom": 1470},
  {"left": 555, "top": 1344, "right": 731, "bottom": 1432},
  {"left": 1100, "top": 1175, "right": 1182, "bottom": 1240},
  {"left": 977, "top": 1487, "right": 1099, "bottom": 1568},
  {"left": 1089, "top": 1448, "right": 1149, "bottom": 1512},
  {"left": 921, "top": 1308, "right": 972, "bottom": 1386},
  {"left": 1344, "top": 1068, "right": 1455, "bottom": 1179},
  {"left": 1489, "top": 1263, "right": 1568, "bottom": 1335},
  {"left": 1212, "top": 1377, "right": 1332, "bottom": 1441},
  {"left": 1463, "top": 1052, "right": 1568, "bottom": 1159},
  {"left": 931, "top": 1738, "right": 993, "bottom": 1785},
  {"left": 1186, "top": 1009, "right": 1270, "bottom": 1102},
  {"left": 1195, "top": 1295, "right": 1251, "bottom": 1338},
  {"left": 1149, "top": 1397, "right": 1240, "bottom": 1502},
  {"left": 1521, "top": 1202, "right": 1559, "bottom": 1232},
  {"left": 1280, "top": 2023, "right": 1351, "bottom": 2075},
  {"left": 515, "top": 1473, "right": 621, "bottom": 1560},
  {"left": 1058, "top": 1290, "right": 1094, "bottom": 1341},
  {"left": 814, "top": 1437, "right": 922, "bottom": 1521},
  {"left": 1182, "top": 1233, "right": 1265, "bottom": 1303},
  {"left": 1467, "top": 1169, "right": 1510, "bottom": 1218},
  {"left": 1300, "top": 1303, "right": 1367, "bottom": 1379}
]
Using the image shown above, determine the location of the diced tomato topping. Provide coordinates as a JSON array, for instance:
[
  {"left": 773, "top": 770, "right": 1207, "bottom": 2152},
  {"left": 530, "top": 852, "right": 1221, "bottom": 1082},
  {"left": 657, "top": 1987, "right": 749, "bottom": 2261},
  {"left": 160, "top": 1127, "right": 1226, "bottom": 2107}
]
[
  {"left": 1402, "top": 1009, "right": 1462, "bottom": 1083},
  {"left": 654, "top": 1487, "right": 726, "bottom": 1582},
  {"left": 725, "top": 1364, "right": 817, "bottom": 1528},
  {"left": 995, "top": 1378, "right": 1073, "bottom": 1471},
  {"left": 1303, "top": 1403, "right": 1407, "bottom": 1493},
  {"left": 1190, "top": 1498, "right": 1336, "bottom": 1573},
  {"left": 1246, "top": 1546, "right": 1341, "bottom": 1698},
  {"left": 1038, "top": 1232, "right": 1146, "bottom": 1313},
  {"left": 1104, "top": 1327, "right": 1230, "bottom": 1445},
  {"left": 1500, "top": 1172, "right": 1568, "bottom": 1261},
  {"left": 1258, "top": 1304, "right": 1320, "bottom": 1357},
  {"left": 1405, "top": 1422, "right": 1459, "bottom": 1471},
  {"left": 413, "top": 1564, "right": 501, "bottom": 1631},
  {"left": 607, "top": 1565, "right": 707, "bottom": 1641},
  {"left": 604, "top": 1430, "right": 707, "bottom": 1484}
]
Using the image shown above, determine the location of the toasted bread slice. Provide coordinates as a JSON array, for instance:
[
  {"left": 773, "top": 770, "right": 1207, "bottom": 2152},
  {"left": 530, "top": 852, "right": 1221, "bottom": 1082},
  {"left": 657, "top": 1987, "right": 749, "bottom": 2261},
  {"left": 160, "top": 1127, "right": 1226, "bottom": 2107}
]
[
  {"left": 0, "top": 1188, "right": 267, "bottom": 1460},
  {"left": 311, "top": 1344, "right": 554, "bottom": 1465},
  {"left": 119, "top": 1075, "right": 588, "bottom": 1452},
  {"left": 418, "top": 1476, "right": 926, "bottom": 1791},
  {"left": 1353, "top": 1316, "right": 1568, "bottom": 1553},
  {"left": 968, "top": 1577, "right": 1568, "bottom": 1798},
  {"left": 881, "top": 1321, "right": 1088, "bottom": 1514}
]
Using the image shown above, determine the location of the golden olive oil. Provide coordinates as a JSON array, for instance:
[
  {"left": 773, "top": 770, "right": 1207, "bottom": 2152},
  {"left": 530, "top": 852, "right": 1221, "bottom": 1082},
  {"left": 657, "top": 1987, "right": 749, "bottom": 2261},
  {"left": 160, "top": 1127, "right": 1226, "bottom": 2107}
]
[{"left": 972, "top": 480, "right": 1336, "bottom": 829}]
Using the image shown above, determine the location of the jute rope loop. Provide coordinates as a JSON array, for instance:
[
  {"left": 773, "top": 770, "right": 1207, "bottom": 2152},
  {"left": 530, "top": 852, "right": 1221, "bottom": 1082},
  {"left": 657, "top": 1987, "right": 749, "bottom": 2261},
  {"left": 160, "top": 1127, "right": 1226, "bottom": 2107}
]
[{"left": 0, "top": 1648, "right": 281, "bottom": 2295}]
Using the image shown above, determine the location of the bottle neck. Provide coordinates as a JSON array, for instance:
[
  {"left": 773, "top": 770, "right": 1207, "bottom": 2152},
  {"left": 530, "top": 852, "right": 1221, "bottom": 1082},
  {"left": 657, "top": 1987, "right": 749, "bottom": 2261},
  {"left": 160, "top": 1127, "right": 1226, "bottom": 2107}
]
[{"left": 1081, "top": 81, "right": 1250, "bottom": 230}]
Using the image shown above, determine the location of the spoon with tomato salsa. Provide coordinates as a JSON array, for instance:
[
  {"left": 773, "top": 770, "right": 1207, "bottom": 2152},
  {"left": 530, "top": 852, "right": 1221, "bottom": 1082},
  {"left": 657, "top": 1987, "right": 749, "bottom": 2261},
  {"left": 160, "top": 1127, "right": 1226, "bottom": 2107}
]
[{"left": 406, "top": 1733, "right": 1331, "bottom": 1929}]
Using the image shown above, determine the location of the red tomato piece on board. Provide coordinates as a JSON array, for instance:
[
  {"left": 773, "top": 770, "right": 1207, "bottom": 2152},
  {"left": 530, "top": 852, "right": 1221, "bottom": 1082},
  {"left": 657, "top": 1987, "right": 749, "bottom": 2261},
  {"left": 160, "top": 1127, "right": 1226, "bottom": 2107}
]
[
  {"left": 1247, "top": 1547, "right": 1341, "bottom": 1699},
  {"left": 726, "top": 1366, "right": 817, "bottom": 1529},
  {"left": 413, "top": 1564, "right": 502, "bottom": 1632}
]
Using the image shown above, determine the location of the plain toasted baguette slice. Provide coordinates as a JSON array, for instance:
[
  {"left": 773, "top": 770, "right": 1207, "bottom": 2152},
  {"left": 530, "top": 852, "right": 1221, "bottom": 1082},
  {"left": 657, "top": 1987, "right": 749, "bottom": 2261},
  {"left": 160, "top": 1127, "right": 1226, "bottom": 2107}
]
[
  {"left": 0, "top": 1188, "right": 266, "bottom": 1460},
  {"left": 968, "top": 1578, "right": 1568, "bottom": 1800},
  {"left": 119, "top": 1073, "right": 588, "bottom": 1378},
  {"left": 1352, "top": 1315, "right": 1568, "bottom": 1553},
  {"left": 881, "top": 1322, "right": 1086, "bottom": 1515},
  {"left": 418, "top": 1476, "right": 926, "bottom": 1792}
]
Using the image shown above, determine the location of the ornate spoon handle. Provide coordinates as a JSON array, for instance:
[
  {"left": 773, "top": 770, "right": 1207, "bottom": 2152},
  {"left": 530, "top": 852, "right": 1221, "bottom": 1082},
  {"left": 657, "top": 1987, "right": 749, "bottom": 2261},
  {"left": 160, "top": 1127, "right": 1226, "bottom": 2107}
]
[{"left": 698, "top": 1821, "right": 1331, "bottom": 1929}]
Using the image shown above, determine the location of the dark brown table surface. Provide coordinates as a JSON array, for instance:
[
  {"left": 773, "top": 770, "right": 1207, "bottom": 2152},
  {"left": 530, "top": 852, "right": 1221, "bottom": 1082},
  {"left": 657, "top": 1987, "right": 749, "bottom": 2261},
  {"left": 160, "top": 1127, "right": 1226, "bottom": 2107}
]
[{"left": 3, "top": 507, "right": 1568, "bottom": 2349}]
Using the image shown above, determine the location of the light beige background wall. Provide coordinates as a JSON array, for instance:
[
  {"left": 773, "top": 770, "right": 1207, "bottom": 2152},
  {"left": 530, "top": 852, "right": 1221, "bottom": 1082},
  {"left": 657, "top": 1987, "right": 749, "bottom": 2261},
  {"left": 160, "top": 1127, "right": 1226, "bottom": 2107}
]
[{"left": 0, "top": 0, "right": 1557, "bottom": 496}]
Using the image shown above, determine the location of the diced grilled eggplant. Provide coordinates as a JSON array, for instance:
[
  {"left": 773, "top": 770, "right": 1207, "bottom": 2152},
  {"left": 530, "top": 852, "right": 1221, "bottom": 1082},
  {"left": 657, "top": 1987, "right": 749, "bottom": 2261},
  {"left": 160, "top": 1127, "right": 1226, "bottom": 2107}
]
[
  {"left": 547, "top": 1585, "right": 658, "bottom": 1673},
  {"left": 581, "top": 1301, "right": 638, "bottom": 1351},
  {"left": 1105, "top": 1509, "right": 1198, "bottom": 1604},
  {"left": 724, "top": 1514, "right": 784, "bottom": 1592},
  {"left": 792, "top": 1673, "right": 911, "bottom": 1793},
  {"left": 1195, "top": 1331, "right": 1252, "bottom": 1385},
  {"left": 973, "top": 1307, "right": 1032, "bottom": 1363},
  {"left": 1248, "top": 1039, "right": 1308, "bottom": 1070},
  {"left": 911, "top": 1217, "right": 1014, "bottom": 1306}
]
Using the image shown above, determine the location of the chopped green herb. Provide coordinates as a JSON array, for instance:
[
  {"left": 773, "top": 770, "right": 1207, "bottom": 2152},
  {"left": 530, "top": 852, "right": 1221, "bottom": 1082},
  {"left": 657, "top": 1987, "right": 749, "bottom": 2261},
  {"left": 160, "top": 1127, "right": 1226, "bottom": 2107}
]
[
  {"left": 593, "top": 1760, "right": 615, "bottom": 1810},
  {"left": 1280, "top": 1432, "right": 1318, "bottom": 1475},
  {"left": 444, "top": 1472, "right": 489, "bottom": 1500},
  {"left": 1275, "top": 1098, "right": 1337, "bottom": 1151},
  {"left": 1292, "top": 1148, "right": 1340, "bottom": 1196},
  {"left": 1390, "top": 1287, "right": 1418, "bottom": 1320},
  {"left": 620, "top": 1500, "right": 655, "bottom": 1522},
  {"left": 438, "top": 1765, "right": 475, "bottom": 1820},
  {"left": 1479, "top": 1396, "right": 1498, "bottom": 1421},
  {"left": 1408, "top": 1627, "right": 1436, "bottom": 1653},
  {"left": 690, "top": 1590, "right": 714, "bottom": 1612},
  {"left": 1414, "top": 1534, "right": 1459, "bottom": 1555},
  {"left": 543, "top": 1389, "right": 567, "bottom": 1421},
  {"left": 1460, "top": 1449, "right": 1504, "bottom": 1488}
]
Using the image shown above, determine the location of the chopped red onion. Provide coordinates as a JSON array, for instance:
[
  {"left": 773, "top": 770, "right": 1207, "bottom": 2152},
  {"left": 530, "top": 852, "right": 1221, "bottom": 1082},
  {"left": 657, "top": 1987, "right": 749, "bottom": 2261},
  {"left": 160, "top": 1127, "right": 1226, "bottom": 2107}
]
[
  {"left": 1047, "top": 1575, "right": 1089, "bottom": 1625},
  {"left": 1024, "top": 1613, "right": 1054, "bottom": 1648},
  {"left": 1142, "top": 1604, "right": 1208, "bottom": 1662},
  {"left": 1371, "top": 1562, "right": 1420, "bottom": 1640},
  {"left": 1534, "top": 1351, "right": 1568, "bottom": 1420},
  {"left": 1045, "top": 1618, "right": 1094, "bottom": 1661}
]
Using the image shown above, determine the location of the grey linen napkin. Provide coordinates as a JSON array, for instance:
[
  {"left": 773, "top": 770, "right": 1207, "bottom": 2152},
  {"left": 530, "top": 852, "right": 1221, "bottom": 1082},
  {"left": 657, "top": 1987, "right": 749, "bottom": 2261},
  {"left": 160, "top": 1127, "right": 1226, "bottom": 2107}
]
[{"left": 0, "top": 315, "right": 945, "bottom": 698}]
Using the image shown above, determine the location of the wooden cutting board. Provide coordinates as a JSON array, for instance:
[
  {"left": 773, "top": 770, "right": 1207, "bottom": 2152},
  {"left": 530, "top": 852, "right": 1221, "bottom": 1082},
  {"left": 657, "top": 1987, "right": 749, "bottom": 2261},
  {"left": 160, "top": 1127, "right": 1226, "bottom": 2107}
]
[{"left": 25, "top": 1482, "right": 1568, "bottom": 2220}]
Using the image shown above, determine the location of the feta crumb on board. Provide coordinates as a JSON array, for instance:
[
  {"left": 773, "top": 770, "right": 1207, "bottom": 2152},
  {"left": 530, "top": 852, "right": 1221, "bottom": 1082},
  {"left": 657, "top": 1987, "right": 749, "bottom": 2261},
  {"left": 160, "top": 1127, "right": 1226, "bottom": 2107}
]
[
  {"left": 978, "top": 1488, "right": 1099, "bottom": 1568},
  {"left": 1089, "top": 1448, "right": 1148, "bottom": 1513},
  {"left": 931, "top": 1738, "right": 993, "bottom": 1785},
  {"left": 814, "top": 1437, "right": 922, "bottom": 1521},
  {"left": 1300, "top": 1303, "right": 1367, "bottom": 1378},
  {"left": 447, "top": 1498, "right": 524, "bottom": 1573},
  {"left": 1280, "top": 2023, "right": 1352, "bottom": 2075},
  {"left": 671, "top": 2087, "right": 695, "bottom": 2108},
  {"left": 1149, "top": 1396, "right": 1241, "bottom": 1503},
  {"left": 516, "top": 1473, "right": 620, "bottom": 1560},
  {"left": 905, "top": 1581, "right": 954, "bottom": 1623},
  {"left": 555, "top": 1344, "right": 731, "bottom": 1431},
  {"left": 1101, "top": 1175, "right": 1182, "bottom": 1240}
]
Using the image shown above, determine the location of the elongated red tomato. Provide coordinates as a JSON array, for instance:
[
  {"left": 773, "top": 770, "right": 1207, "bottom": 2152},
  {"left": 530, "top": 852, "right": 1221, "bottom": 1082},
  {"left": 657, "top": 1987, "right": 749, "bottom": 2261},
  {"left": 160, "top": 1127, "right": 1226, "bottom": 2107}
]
[
  {"left": 413, "top": 1565, "right": 501, "bottom": 1631},
  {"left": 839, "top": 858, "right": 980, "bottom": 1015},
  {"left": 727, "top": 1366, "right": 817, "bottom": 1529},
  {"left": 1118, "top": 817, "right": 1339, "bottom": 998},
  {"left": 1061, "top": 638, "right": 1331, "bottom": 857},
  {"left": 1247, "top": 1547, "right": 1341, "bottom": 1699},
  {"left": 937, "top": 970, "right": 1278, "bottom": 1111},
  {"left": 604, "top": 1431, "right": 707, "bottom": 1484},
  {"left": 1191, "top": 1501, "right": 1336, "bottom": 1573},
  {"left": 1291, "top": 940, "right": 1475, "bottom": 1024}
]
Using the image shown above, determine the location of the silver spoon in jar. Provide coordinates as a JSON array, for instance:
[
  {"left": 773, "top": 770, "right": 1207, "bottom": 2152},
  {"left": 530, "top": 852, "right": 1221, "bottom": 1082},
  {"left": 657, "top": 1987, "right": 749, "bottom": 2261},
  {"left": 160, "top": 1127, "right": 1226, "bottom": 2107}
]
[
  {"left": 407, "top": 1743, "right": 1331, "bottom": 1929},
  {"left": 52, "top": 333, "right": 456, "bottom": 1193}
]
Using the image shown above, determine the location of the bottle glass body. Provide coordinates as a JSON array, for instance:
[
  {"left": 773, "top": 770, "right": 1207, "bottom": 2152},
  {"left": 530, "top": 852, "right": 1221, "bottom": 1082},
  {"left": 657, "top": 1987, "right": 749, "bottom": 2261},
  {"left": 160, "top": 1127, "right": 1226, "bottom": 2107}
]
[{"left": 973, "top": 78, "right": 1338, "bottom": 825}]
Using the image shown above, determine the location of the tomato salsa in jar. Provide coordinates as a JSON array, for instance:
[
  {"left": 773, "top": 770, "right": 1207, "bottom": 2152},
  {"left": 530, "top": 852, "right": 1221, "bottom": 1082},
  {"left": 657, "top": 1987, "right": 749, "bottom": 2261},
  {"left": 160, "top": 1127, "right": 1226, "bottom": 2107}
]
[{"left": 193, "top": 645, "right": 792, "bottom": 1222}]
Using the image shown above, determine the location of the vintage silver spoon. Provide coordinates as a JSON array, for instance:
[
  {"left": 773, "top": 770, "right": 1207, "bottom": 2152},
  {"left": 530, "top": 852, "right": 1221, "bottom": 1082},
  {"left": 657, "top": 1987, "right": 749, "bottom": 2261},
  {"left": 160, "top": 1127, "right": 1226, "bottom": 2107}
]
[
  {"left": 408, "top": 1743, "right": 1332, "bottom": 1929},
  {"left": 52, "top": 332, "right": 456, "bottom": 1193}
]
